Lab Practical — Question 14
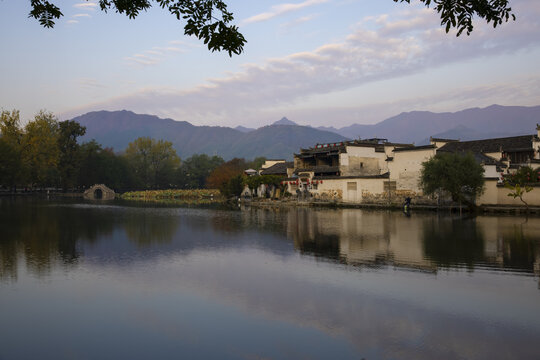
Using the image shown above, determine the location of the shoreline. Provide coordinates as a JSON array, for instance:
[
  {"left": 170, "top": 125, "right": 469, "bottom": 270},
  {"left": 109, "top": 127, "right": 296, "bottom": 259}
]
[
  {"left": 240, "top": 198, "right": 540, "bottom": 215},
  {"left": 3, "top": 192, "right": 539, "bottom": 215}
]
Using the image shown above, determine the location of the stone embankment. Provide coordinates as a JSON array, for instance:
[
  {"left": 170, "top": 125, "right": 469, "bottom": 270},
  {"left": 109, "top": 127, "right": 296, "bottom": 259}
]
[{"left": 241, "top": 198, "right": 540, "bottom": 214}]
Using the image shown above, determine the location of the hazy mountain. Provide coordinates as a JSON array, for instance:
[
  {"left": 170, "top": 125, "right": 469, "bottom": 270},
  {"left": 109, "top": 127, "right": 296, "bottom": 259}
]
[
  {"left": 72, "top": 105, "right": 540, "bottom": 160},
  {"left": 74, "top": 110, "right": 243, "bottom": 158},
  {"left": 316, "top": 125, "right": 339, "bottom": 133},
  {"left": 226, "top": 125, "right": 346, "bottom": 159},
  {"left": 324, "top": 105, "right": 540, "bottom": 144},
  {"left": 73, "top": 110, "right": 346, "bottom": 160},
  {"left": 417, "top": 125, "right": 516, "bottom": 145},
  {"left": 234, "top": 125, "right": 255, "bottom": 133},
  {"left": 272, "top": 117, "right": 297, "bottom": 126}
]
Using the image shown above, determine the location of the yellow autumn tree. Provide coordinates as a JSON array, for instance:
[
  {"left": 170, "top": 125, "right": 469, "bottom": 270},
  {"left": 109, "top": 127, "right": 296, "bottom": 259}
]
[{"left": 22, "top": 110, "right": 60, "bottom": 187}]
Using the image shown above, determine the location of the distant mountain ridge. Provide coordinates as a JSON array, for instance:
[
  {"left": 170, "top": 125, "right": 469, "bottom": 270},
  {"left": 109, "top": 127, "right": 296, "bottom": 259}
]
[
  {"left": 74, "top": 111, "right": 347, "bottom": 160},
  {"left": 72, "top": 105, "right": 540, "bottom": 160},
  {"left": 273, "top": 117, "right": 297, "bottom": 126},
  {"left": 317, "top": 105, "right": 540, "bottom": 144}
]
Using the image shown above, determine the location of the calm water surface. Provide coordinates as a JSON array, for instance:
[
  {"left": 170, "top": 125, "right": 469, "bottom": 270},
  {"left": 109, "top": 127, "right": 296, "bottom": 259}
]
[{"left": 1, "top": 197, "right": 539, "bottom": 360}]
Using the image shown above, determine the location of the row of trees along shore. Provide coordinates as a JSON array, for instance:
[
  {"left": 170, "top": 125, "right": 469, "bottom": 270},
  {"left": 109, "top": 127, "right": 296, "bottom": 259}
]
[{"left": 0, "top": 110, "right": 266, "bottom": 193}]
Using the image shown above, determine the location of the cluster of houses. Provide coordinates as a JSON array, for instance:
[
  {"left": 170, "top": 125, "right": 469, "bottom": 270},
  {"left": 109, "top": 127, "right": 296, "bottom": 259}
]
[{"left": 244, "top": 126, "right": 540, "bottom": 207}]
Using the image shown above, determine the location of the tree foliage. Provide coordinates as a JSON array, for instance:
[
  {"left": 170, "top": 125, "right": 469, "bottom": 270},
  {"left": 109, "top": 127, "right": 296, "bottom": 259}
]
[
  {"left": 0, "top": 110, "right": 24, "bottom": 189},
  {"left": 58, "top": 120, "right": 86, "bottom": 191},
  {"left": 244, "top": 175, "right": 283, "bottom": 191},
  {"left": 206, "top": 158, "right": 247, "bottom": 197},
  {"left": 78, "top": 141, "right": 136, "bottom": 191},
  {"left": 503, "top": 166, "right": 539, "bottom": 209},
  {"left": 395, "top": 0, "right": 515, "bottom": 36},
  {"left": 176, "top": 153, "right": 224, "bottom": 189},
  {"left": 420, "top": 152, "right": 485, "bottom": 208},
  {"left": 26, "top": 0, "right": 516, "bottom": 53},
  {"left": 23, "top": 110, "right": 61, "bottom": 186},
  {"left": 27, "top": 0, "right": 246, "bottom": 56},
  {"left": 124, "top": 137, "right": 181, "bottom": 189}
]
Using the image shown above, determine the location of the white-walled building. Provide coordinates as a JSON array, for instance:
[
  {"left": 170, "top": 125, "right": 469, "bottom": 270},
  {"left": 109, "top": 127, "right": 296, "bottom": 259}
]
[{"left": 284, "top": 128, "right": 540, "bottom": 206}]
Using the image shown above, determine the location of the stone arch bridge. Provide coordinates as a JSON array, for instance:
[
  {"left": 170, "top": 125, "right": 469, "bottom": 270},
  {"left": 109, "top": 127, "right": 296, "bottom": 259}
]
[{"left": 83, "top": 184, "right": 116, "bottom": 200}]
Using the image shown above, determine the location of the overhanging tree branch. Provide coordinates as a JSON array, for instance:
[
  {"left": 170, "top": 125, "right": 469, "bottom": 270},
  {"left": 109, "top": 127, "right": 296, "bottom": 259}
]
[
  {"left": 27, "top": 0, "right": 246, "bottom": 56},
  {"left": 394, "top": 0, "right": 516, "bottom": 36}
]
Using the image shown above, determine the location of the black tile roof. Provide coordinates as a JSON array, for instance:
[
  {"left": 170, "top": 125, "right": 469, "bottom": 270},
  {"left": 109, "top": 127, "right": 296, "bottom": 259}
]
[
  {"left": 260, "top": 162, "right": 293, "bottom": 175},
  {"left": 437, "top": 134, "right": 536, "bottom": 153},
  {"left": 430, "top": 137, "right": 459, "bottom": 142},
  {"left": 297, "top": 140, "right": 414, "bottom": 156},
  {"left": 393, "top": 144, "right": 437, "bottom": 152}
]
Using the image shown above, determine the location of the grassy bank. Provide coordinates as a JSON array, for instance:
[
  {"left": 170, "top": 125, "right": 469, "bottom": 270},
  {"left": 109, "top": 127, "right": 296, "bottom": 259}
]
[{"left": 121, "top": 189, "right": 223, "bottom": 202}]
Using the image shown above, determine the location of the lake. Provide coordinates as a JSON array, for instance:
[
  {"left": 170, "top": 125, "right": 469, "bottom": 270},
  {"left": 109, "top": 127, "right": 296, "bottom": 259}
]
[{"left": 1, "top": 197, "right": 539, "bottom": 360}]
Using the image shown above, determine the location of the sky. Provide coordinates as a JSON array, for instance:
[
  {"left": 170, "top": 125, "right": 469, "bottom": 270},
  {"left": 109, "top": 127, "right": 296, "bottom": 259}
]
[{"left": 1, "top": 0, "right": 539, "bottom": 128}]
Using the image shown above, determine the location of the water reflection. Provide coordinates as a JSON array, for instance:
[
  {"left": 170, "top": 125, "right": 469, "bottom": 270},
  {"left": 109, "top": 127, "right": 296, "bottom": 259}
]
[
  {"left": 2, "top": 198, "right": 540, "bottom": 359},
  {"left": 2, "top": 199, "right": 540, "bottom": 281},
  {"left": 283, "top": 208, "right": 540, "bottom": 276},
  {"left": 422, "top": 217, "right": 486, "bottom": 270}
]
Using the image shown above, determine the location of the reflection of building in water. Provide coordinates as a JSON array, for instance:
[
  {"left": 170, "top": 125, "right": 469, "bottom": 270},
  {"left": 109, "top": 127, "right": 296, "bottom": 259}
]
[
  {"left": 287, "top": 208, "right": 436, "bottom": 272},
  {"left": 285, "top": 208, "right": 540, "bottom": 275},
  {"left": 477, "top": 217, "right": 540, "bottom": 276}
]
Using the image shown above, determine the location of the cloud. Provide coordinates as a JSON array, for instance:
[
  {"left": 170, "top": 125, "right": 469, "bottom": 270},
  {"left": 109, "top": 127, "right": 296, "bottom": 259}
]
[
  {"left": 242, "top": 0, "right": 328, "bottom": 25},
  {"left": 78, "top": 78, "right": 106, "bottom": 89},
  {"left": 62, "top": 0, "right": 540, "bottom": 126},
  {"left": 124, "top": 43, "right": 188, "bottom": 67},
  {"left": 280, "top": 14, "right": 320, "bottom": 31},
  {"left": 73, "top": 2, "right": 98, "bottom": 10},
  {"left": 73, "top": 13, "right": 92, "bottom": 18},
  {"left": 67, "top": 20, "right": 79, "bottom": 25}
]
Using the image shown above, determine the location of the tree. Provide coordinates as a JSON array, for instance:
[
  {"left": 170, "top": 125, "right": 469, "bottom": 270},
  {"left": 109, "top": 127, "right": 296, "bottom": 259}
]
[
  {"left": 58, "top": 120, "right": 86, "bottom": 191},
  {"left": 22, "top": 110, "right": 60, "bottom": 187},
  {"left": 206, "top": 157, "right": 247, "bottom": 197},
  {"left": 27, "top": 0, "right": 246, "bottom": 56},
  {"left": 394, "top": 0, "right": 515, "bottom": 36},
  {"left": 176, "top": 154, "right": 224, "bottom": 189},
  {"left": 78, "top": 140, "right": 138, "bottom": 191},
  {"left": 0, "top": 110, "right": 24, "bottom": 190},
  {"left": 420, "top": 152, "right": 485, "bottom": 209},
  {"left": 503, "top": 166, "right": 539, "bottom": 210},
  {"left": 124, "top": 137, "right": 180, "bottom": 189},
  {"left": 247, "top": 157, "right": 267, "bottom": 171},
  {"left": 0, "top": 137, "right": 19, "bottom": 188}
]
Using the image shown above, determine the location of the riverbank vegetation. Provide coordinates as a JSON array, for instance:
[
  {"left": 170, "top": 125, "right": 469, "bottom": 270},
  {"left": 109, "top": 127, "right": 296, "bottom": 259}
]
[
  {"left": 0, "top": 109, "right": 266, "bottom": 194},
  {"left": 121, "top": 189, "right": 222, "bottom": 200}
]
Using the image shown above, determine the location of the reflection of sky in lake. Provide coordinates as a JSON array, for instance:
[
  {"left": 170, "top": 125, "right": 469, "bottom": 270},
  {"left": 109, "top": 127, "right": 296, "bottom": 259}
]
[{"left": 1, "top": 199, "right": 540, "bottom": 359}]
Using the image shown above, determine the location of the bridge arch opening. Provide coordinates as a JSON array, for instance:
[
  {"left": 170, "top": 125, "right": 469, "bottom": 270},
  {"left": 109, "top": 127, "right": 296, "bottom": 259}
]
[{"left": 94, "top": 188, "right": 103, "bottom": 199}]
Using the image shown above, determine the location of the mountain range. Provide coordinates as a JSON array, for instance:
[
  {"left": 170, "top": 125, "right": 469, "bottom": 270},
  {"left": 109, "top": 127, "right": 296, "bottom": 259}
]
[
  {"left": 74, "top": 111, "right": 346, "bottom": 160},
  {"left": 72, "top": 105, "right": 540, "bottom": 160}
]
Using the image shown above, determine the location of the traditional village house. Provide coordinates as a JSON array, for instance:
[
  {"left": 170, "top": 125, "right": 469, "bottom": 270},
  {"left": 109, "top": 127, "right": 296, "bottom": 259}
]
[
  {"left": 285, "top": 126, "right": 540, "bottom": 207},
  {"left": 435, "top": 132, "right": 540, "bottom": 206},
  {"left": 285, "top": 139, "right": 413, "bottom": 202},
  {"left": 242, "top": 160, "right": 293, "bottom": 198},
  {"left": 259, "top": 160, "right": 293, "bottom": 198}
]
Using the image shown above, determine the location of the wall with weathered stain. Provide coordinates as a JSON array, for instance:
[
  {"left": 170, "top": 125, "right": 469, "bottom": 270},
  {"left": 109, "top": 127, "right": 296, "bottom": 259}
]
[
  {"left": 388, "top": 148, "right": 436, "bottom": 192},
  {"left": 477, "top": 180, "right": 540, "bottom": 206},
  {"left": 340, "top": 146, "right": 386, "bottom": 176}
]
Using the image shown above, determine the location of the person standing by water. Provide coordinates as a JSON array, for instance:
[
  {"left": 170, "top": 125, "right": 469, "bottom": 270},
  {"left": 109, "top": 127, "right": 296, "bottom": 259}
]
[{"left": 403, "top": 197, "right": 411, "bottom": 215}]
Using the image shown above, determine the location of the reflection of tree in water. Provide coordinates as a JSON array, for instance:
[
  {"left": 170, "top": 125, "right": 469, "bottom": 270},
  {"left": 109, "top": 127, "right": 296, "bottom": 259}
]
[
  {"left": 422, "top": 217, "right": 485, "bottom": 269},
  {"left": 289, "top": 208, "right": 341, "bottom": 261},
  {"left": 123, "top": 212, "right": 179, "bottom": 246},
  {"left": 502, "top": 224, "right": 537, "bottom": 272},
  {"left": 0, "top": 198, "right": 116, "bottom": 280}
]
